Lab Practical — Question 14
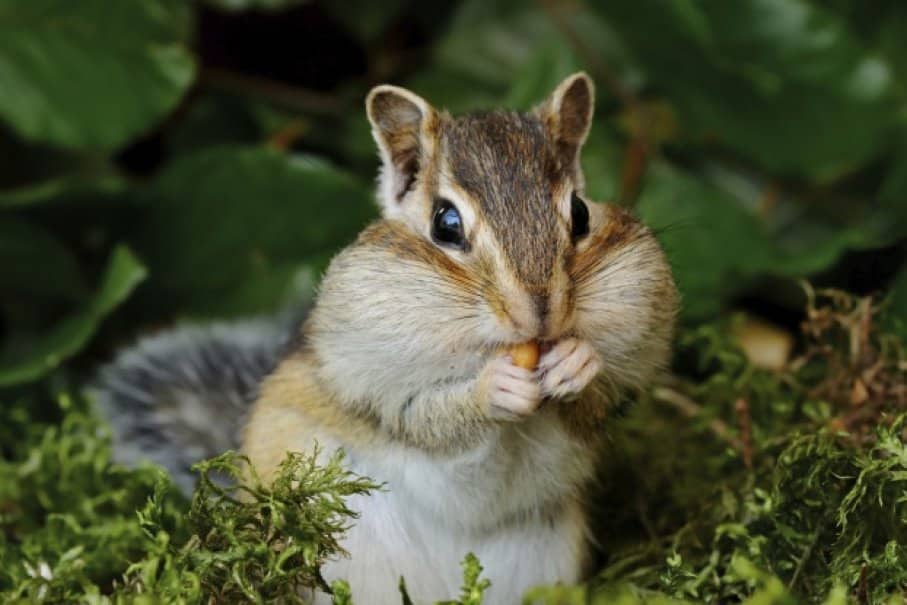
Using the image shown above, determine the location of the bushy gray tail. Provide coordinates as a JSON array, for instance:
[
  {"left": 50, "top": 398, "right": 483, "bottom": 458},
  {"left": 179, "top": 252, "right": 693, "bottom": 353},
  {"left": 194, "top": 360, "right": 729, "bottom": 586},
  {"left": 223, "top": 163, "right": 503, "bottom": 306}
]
[{"left": 92, "top": 316, "right": 297, "bottom": 494}]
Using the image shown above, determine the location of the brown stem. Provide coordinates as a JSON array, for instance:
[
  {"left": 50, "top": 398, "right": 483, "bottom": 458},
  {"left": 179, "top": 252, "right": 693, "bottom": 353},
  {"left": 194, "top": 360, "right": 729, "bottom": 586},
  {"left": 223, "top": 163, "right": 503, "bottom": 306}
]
[
  {"left": 201, "top": 67, "right": 345, "bottom": 116},
  {"left": 652, "top": 387, "right": 743, "bottom": 452},
  {"left": 856, "top": 563, "right": 870, "bottom": 605},
  {"left": 538, "top": 0, "right": 650, "bottom": 204},
  {"left": 734, "top": 398, "right": 754, "bottom": 470},
  {"left": 265, "top": 119, "right": 309, "bottom": 151},
  {"left": 619, "top": 138, "right": 649, "bottom": 205}
]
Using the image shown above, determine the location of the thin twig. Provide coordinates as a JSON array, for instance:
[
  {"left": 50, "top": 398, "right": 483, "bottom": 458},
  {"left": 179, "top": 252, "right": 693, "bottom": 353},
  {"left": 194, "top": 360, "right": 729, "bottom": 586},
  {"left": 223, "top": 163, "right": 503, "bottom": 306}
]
[
  {"left": 652, "top": 386, "right": 742, "bottom": 452},
  {"left": 266, "top": 119, "right": 309, "bottom": 150},
  {"left": 538, "top": 0, "right": 651, "bottom": 205},
  {"left": 734, "top": 398, "right": 754, "bottom": 470},
  {"left": 856, "top": 563, "right": 870, "bottom": 605},
  {"left": 538, "top": 0, "right": 635, "bottom": 108},
  {"left": 201, "top": 67, "right": 345, "bottom": 116}
]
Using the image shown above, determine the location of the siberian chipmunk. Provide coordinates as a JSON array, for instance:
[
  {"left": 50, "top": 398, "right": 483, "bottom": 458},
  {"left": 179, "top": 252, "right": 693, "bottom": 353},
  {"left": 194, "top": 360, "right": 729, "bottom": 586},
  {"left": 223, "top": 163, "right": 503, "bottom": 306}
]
[{"left": 97, "top": 73, "right": 678, "bottom": 604}]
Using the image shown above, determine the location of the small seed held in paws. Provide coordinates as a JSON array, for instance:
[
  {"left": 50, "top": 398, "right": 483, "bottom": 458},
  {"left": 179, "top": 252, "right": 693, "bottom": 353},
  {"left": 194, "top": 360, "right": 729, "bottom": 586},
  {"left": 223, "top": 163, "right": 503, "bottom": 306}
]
[{"left": 508, "top": 341, "right": 540, "bottom": 370}]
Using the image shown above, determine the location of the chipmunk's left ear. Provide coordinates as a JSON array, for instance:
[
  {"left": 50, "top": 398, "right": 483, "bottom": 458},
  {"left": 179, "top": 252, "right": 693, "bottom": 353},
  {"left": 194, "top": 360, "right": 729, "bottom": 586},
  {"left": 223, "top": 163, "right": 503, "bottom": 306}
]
[{"left": 537, "top": 72, "right": 595, "bottom": 183}]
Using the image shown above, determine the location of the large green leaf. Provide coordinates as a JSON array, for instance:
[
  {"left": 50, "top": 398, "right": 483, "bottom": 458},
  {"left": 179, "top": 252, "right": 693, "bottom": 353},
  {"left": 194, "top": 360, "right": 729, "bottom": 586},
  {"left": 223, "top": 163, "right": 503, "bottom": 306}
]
[
  {"left": 0, "top": 246, "right": 146, "bottom": 387},
  {"left": 132, "top": 146, "right": 376, "bottom": 317},
  {"left": 590, "top": 0, "right": 898, "bottom": 181},
  {"left": 638, "top": 164, "right": 774, "bottom": 320},
  {"left": 822, "top": 0, "right": 907, "bottom": 98},
  {"left": 0, "top": 0, "right": 195, "bottom": 150},
  {"left": 0, "top": 172, "right": 128, "bottom": 209},
  {"left": 0, "top": 218, "right": 85, "bottom": 302},
  {"left": 320, "top": 0, "right": 410, "bottom": 43},
  {"left": 637, "top": 163, "right": 881, "bottom": 321},
  {"left": 406, "top": 0, "right": 632, "bottom": 114},
  {"left": 202, "top": 0, "right": 306, "bottom": 10}
]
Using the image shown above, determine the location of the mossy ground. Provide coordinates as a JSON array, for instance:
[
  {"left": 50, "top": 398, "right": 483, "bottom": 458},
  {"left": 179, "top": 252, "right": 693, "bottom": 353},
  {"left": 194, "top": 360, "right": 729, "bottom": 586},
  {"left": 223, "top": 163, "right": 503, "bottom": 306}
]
[{"left": 1, "top": 289, "right": 904, "bottom": 604}]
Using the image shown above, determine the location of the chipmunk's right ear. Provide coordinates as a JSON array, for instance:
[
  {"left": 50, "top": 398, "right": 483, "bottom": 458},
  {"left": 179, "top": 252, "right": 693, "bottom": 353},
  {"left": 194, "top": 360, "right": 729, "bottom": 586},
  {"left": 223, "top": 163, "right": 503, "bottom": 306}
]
[{"left": 366, "top": 85, "right": 438, "bottom": 211}]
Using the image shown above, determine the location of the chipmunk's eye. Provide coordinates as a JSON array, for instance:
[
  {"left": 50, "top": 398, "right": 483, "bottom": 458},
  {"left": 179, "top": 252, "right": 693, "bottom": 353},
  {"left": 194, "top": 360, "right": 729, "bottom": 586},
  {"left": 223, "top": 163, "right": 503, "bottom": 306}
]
[
  {"left": 432, "top": 199, "right": 466, "bottom": 250},
  {"left": 570, "top": 192, "right": 589, "bottom": 241}
]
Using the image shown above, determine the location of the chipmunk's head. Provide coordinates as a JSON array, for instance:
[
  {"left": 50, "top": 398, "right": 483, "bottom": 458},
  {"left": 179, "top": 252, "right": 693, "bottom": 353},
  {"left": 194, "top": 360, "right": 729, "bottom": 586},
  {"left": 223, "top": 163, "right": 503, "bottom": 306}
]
[
  {"left": 361, "top": 73, "right": 674, "bottom": 361},
  {"left": 365, "top": 74, "right": 598, "bottom": 343}
]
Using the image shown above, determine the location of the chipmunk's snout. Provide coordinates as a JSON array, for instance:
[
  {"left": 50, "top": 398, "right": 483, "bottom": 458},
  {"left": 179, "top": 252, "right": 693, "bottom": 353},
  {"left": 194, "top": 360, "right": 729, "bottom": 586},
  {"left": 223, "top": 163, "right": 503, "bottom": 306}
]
[
  {"left": 496, "top": 273, "right": 573, "bottom": 342},
  {"left": 531, "top": 292, "right": 549, "bottom": 321}
]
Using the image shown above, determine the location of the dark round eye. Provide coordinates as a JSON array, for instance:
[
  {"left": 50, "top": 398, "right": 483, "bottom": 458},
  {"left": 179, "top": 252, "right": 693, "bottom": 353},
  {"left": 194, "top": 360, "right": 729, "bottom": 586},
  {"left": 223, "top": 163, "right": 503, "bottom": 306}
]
[
  {"left": 432, "top": 199, "right": 466, "bottom": 250},
  {"left": 570, "top": 192, "right": 590, "bottom": 240}
]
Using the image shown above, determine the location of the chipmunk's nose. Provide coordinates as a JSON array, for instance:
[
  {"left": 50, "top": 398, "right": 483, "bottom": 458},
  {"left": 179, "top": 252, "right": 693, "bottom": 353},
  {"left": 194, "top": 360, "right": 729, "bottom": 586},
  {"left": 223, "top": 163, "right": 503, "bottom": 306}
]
[
  {"left": 513, "top": 287, "right": 571, "bottom": 341},
  {"left": 531, "top": 292, "right": 549, "bottom": 324},
  {"left": 497, "top": 286, "right": 544, "bottom": 341},
  {"left": 539, "top": 275, "right": 573, "bottom": 340}
]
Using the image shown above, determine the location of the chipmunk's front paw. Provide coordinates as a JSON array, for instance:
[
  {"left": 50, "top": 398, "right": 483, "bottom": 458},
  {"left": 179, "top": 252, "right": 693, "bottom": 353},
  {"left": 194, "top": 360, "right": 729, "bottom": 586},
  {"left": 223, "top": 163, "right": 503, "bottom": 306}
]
[
  {"left": 480, "top": 356, "right": 542, "bottom": 421},
  {"left": 538, "top": 338, "right": 602, "bottom": 400}
]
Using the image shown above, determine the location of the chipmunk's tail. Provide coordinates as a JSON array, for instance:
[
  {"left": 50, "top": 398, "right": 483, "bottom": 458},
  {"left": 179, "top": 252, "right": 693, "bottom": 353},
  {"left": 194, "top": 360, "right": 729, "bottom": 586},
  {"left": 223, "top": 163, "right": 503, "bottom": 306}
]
[{"left": 91, "top": 315, "right": 299, "bottom": 494}]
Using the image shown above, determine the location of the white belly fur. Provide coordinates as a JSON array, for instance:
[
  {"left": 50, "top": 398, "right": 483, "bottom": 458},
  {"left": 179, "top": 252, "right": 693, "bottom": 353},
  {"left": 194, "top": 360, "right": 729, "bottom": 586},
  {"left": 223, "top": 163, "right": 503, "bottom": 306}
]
[
  {"left": 318, "top": 490, "right": 586, "bottom": 605},
  {"left": 311, "top": 414, "right": 592, "bottom": 604}
]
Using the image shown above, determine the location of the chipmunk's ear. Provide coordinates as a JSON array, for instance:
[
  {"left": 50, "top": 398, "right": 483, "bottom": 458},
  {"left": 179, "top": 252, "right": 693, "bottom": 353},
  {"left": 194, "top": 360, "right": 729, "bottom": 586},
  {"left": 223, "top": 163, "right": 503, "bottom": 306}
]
[
  {"left": 536, "top": 72, "right": 595, "bottom": 184},
  {"left": 366, "top": 85, "right": 438, "bottom": 211}
]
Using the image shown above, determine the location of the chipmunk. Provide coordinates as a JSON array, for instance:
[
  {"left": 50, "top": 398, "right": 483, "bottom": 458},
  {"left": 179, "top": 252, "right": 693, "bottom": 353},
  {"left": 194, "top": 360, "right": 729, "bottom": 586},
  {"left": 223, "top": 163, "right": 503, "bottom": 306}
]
[{"left": 96, "top": 73, "right": 678, "bottom": 604}]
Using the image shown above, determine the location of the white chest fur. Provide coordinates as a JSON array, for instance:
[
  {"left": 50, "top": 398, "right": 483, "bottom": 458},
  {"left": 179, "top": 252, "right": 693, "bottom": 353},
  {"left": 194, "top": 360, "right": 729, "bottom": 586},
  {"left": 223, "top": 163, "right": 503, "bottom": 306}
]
[{"left": 313, "top": 412, "right": 593, "bottom": 604}]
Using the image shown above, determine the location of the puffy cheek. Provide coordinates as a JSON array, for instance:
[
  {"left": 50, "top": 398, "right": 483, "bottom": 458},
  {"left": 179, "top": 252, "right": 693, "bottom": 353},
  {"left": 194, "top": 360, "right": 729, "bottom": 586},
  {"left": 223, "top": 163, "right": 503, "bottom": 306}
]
[
  {"left": 574, "top": 280, "right": 650, "bottom": 351},
  {"left": 569, "top": 240, "right": 678, "bottom": 385}
]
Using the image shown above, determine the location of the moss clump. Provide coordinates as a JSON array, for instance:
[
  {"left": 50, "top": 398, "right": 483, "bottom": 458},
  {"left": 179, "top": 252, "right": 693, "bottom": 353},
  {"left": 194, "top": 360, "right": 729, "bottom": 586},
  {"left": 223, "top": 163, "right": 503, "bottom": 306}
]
[
  {"left": 0, "top": 402, "right": 377, "bottom": 604},
  {"left": 120, "top": 448, "right": 378, "bottom": 603},
  {"left": 589, "top": 289, "right": 907, "bottom": 603},
  {"left": 0, "top": 405, "right": 178, "bottom": 604}
]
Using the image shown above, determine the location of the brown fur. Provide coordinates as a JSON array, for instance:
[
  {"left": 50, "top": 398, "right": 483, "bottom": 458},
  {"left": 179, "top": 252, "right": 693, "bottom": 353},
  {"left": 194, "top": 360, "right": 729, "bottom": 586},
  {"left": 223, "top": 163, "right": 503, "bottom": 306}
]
[
  {"left": 356, "top": 221, "right": 475, "bottom": 289},
  {"left": 243, "top": 351, "right": 389, "bottom": 483},
  {"left": 443, "top": 111, "right": 567, "bottom": 290},
  {"left": 570, "top": 205, "right": 645, "bottom": 282}
]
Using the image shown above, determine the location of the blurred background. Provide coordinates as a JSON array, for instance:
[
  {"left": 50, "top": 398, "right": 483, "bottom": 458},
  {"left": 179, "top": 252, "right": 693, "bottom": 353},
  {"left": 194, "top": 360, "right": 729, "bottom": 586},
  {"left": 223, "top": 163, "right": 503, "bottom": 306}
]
[
  {"left": 2, "top": 2, "right": 907, "bottom": 601},
  {"left": 1, "top": 0, "right": 906, "bottom": 383}
]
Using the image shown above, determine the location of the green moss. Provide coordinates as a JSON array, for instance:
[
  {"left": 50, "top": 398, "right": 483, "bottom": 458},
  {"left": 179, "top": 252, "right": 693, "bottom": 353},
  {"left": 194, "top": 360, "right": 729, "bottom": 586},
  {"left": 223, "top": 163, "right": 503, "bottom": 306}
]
[
  {"left": 1, "top": 291, "right": 905, "bottom": 603},
  {"left": 587, "top": 291, "right": 907, "bottom": 603}
]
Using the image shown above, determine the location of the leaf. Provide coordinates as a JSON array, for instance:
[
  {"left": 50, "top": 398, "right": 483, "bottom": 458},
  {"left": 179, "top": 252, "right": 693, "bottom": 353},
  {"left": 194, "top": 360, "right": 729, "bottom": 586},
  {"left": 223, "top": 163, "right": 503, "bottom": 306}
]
[
  {"left": 132, "top": 146, "right": 376, "bottom": 317},
  {"left": 321, "top": 0, "right": 410, "bottom": 42},
  {"left": 580, "top": 122, "right": 623, "bottom": 202},
  {"left": 589, "top": 0, "right": 898, "bottom": 180},
  {"left": 637, "top": 164, "right": 774, "bottom": 320},
  {"left": 0, "top": 246, "right": 146, "bottom": 387},
  {"left": 0, "top": 0, "right": 196, "bottom": 150},
  {"left": 0, "top": 218, "right": 85, "bottom": 302},
  {"left": 434, "top": 0, "right": 547, "bottom": 91},
  {"left": 202, "top": 0, "right": 307, "bottom": 11},
  {"left": 503, "top": 38, "right": 582, "bottom": 109},
  {"left": 410, "top": 0, "right": 630, "bottom": 114},
  {"left": 164, "top": 93, "right": 267, "bottom": 157},
  {"left": 0, "top": 172, "right": 128, "bottom": 209},
  {"left": 822, "top": 0, "right": 907, "bottom": 98},
  {"left": 636, "top": 163, "right": 878, "bottom": 321}
]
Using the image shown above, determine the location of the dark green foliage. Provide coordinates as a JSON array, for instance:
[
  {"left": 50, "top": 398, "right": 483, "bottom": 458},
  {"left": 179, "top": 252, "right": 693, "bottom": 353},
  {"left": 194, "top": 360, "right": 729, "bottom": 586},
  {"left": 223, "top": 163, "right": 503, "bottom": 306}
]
[
  {"left": 1, "top": 0, "right": 906, "bottom": 603},
  {"left": 588, "top": 297, "right": 907, "bottom": 603},
  {"left": 0, "top": 0, "right": 195, "bottom": 150},
  {"left": 0, "top": 247, "right": 146, "bottom": 387}
]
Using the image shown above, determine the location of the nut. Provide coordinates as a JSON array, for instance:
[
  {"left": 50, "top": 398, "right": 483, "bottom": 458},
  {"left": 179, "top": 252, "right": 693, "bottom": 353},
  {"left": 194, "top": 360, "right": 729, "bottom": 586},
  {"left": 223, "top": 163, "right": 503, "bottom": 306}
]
[{"left": 508, "top": 341, "right": 540, "bottom": 370}]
